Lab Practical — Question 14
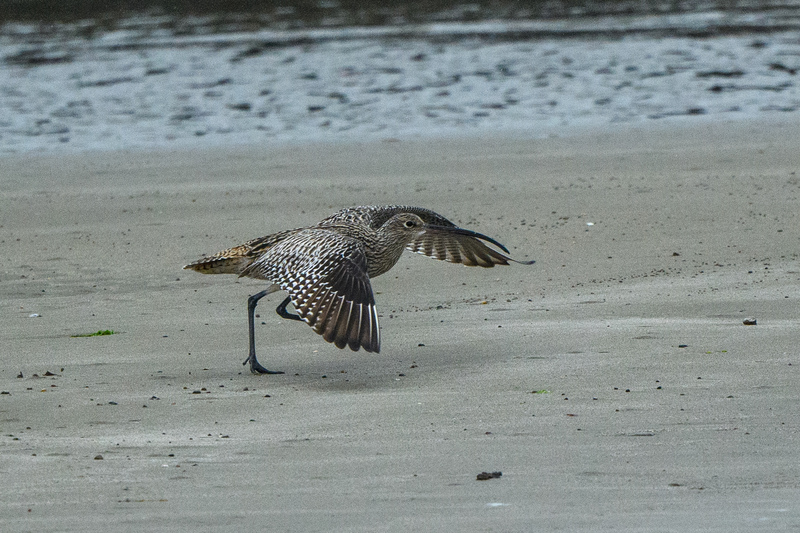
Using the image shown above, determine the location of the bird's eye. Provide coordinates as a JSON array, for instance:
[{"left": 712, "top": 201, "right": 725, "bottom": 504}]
[{"left": 404, "top": 220, "right": 416, "bottom": 228}]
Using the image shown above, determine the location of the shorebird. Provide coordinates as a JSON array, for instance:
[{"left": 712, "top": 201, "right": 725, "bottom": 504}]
[{"left": 184, "top": 205, "right": 534, "bottom": 374}]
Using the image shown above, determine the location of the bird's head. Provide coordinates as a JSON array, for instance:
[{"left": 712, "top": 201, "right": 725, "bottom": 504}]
[{"left": 383, "top": 213, "right": 428, "bottom": 239}]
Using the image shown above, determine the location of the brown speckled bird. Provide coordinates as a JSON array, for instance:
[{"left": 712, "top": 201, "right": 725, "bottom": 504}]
[{"left": 184, "top": 205, "right": 534, "bottom": 374}]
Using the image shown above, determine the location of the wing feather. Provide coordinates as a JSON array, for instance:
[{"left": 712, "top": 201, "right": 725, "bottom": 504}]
[
  {"left": 242, "top": 229, "right": 380, "bottom": 353},
  {"left": 407, "top": 230, "right": 517, "bottom": 267}
]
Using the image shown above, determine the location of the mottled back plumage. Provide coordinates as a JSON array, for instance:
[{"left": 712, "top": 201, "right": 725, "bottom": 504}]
[{"left": 184, "top": 205, "right": 533, "bottom": 373}]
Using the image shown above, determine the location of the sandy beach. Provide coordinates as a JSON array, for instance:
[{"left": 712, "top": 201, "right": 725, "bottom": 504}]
[{"left": 1, "top": 118, "right": 799, "bottom": 531}]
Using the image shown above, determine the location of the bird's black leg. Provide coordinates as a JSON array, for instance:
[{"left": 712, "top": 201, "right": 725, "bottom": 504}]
[
  {"left": 244, "top": 289, "right": 284, "bottom": 375},
  {"left": 276, "top": 296, "right": 303, "bottom": 322}
]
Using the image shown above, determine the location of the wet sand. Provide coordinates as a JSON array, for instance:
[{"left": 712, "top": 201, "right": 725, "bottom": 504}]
[{"left": 1, "top": 119, "right": 799, "bottom": 531}]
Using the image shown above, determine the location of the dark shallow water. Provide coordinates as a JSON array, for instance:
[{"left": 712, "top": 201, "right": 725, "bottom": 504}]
[{"left": 5, "top": 0, "right": 800, "bottom": 36}]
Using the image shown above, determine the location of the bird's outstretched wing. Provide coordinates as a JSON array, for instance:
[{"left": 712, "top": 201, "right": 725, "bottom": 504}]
[
  {"left": 407, "top": 225, "right": 535, "bottom": 267},
  {"left": 317, "top": 205, "right": 534, "bottom": 267},
  {"left": 241, "top": 229, "right": 380, "bottom": 353}
]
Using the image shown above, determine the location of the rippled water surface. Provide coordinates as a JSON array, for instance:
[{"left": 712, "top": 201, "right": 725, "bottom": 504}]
[{"left": 2, "top": 1, "right": 799, "bottom": 153}]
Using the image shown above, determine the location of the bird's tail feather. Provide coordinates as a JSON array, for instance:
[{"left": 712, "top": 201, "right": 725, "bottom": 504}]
[{"left": 183, "top": 245, "right": 254, "bottom": 275}]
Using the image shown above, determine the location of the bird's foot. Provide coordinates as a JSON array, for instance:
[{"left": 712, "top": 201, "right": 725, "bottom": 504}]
[
  {"left": 276, "top": 296, "right": 304, "bottom": 322},
  {"left": 243, "top": 355, "right": 284, "bottom": 375}
]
